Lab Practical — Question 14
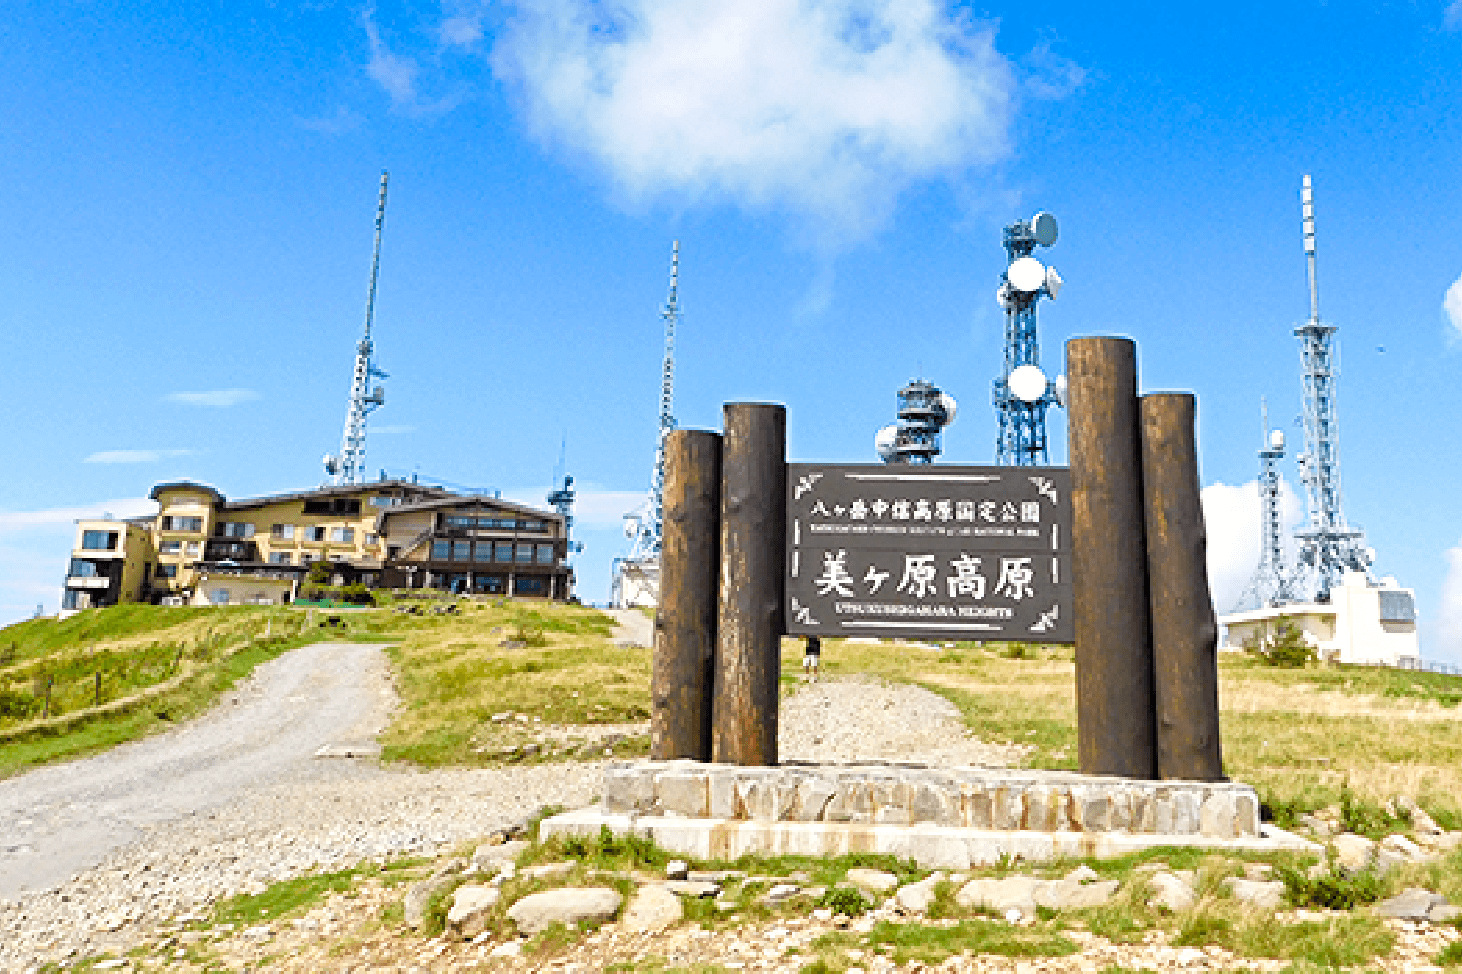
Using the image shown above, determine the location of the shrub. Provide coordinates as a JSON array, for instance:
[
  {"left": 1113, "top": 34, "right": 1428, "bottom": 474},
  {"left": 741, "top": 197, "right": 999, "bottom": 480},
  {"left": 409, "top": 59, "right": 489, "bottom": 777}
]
[
  {"left": 818, "top": 886, "right": 871, "bottom": 917},
  {"left": 0, "top": 687, "right": 37, "bottom": 719},
  {"left": 1275, "top": 860, "right": 1385, "bottom": 909},
  {"left": 1255, "top": 618, "right": 1314, "bottom": 668}
]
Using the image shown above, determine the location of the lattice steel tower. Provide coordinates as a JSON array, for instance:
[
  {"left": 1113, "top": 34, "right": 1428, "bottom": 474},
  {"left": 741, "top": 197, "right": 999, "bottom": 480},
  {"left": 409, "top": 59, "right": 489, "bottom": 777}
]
[
  {"left": 993, "top": 212, "right": 1063, "bottom": 465},
  {"left": 875, "top": 380, "right": 956, "bottom": 464},
  {"left": 324, "top": 171, "right": 390, "bottom": 485},
  {"left": 1291, "top": 175, "right": 1370, "bottom": 601},
  {"left": 1235, "top": 399, "right": 1293, "bottom": 610},
  {"left": 627, "top": 240, "right": 679, "bottom": 563}
]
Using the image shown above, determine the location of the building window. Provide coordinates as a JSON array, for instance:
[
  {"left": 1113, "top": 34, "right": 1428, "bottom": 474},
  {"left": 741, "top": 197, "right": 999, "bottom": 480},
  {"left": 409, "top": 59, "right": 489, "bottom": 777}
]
[
  {"left": 157, "top": 564, "right": 178, "bottom": 579},
  {"left": 160, "top": 516, "right": 203, "bottom": 532},
  {"left": 514, "top": 576, "right": 546, "bottom": 595},
  {"left": 160, "top": 539, "right": 182, "bottom": 554},
  {"left": 522, "top": 520, "right": 547, "bottom": 533},
  {"left": 473, "top": 542, "right": 493, "bottom": 563},
  {"left": 366, "top": 533, "right": 378, "bottom": 546},
  {"left": 68, "top": 559, "right": 102, "bottom": 578},
  {"left": 81, "top": 530, "right": 118, "bottom": 551},
  {"left": 185, "top": 541, "right": 201, "bottom": 558},
  {"left": 536, "top": 544, "right": 555, "bottom": 564},
  {"left": 515, "top": 543, "right": 534, "bottom": 564},
  {"left": 306, "top": 526, "right": 327, "bottom": 542},
  {"left": 368, "top": 496, "right": 400, "bottom": 507},
  {"left": 62, "top": 590, "right": 85, "bottom": 610},
  {"left": 303, "top": 498, "right": 361, "bottom": 515},
  {"left": 494, "top": 542, "right": 513, "bottom": 562},
  {"left": 453, "top": 539, "right": 471, "bottom": 561},
  {"left": 216, "top": 522, "right": 255, "bottom": 538},
  {"left": 474, "top": 575, "right": 506, "bottom": 594},
  {"left": 431, "top": 539, "right": 450, "bottom": 561},
  {"left": 209, "top": 588, "right": 231, "bottom": 605},
  {"left": 299, "top": 553, "right": 315, "bottom": 565},
  {"left": 330, "top": 527, "right": 355, "bottom": 544},
  {"left": 268, "top": 552, "right": 292, "bottom": 565},
  {"left": 271, "top": 524, "right": 295, "bottom": 539}
]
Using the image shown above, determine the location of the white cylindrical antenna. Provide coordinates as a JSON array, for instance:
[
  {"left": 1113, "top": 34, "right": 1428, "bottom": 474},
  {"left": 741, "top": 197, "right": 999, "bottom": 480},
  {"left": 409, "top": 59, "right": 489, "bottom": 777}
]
[{"left": 1302, "top": 174, "right": 1319, "bottom": 324}]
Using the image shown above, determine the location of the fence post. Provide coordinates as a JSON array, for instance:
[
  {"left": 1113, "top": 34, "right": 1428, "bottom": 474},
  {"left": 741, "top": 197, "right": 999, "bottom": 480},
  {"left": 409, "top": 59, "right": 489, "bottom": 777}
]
[{"left": 712, "top": 403, "right": 787, "bottom": 766}]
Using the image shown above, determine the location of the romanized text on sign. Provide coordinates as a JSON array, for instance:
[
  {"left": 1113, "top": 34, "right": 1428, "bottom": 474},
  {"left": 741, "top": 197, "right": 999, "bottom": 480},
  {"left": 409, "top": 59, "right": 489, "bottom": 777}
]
[{"left": 784, "top": 464, "right": 1073, "bottom": 643}]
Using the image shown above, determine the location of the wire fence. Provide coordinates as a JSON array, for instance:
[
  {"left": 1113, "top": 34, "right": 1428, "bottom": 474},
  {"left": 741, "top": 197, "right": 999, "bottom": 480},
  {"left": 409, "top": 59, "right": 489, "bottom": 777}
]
[{"left": 1349, "top": 656, "right": 1462, "bottom": 677}]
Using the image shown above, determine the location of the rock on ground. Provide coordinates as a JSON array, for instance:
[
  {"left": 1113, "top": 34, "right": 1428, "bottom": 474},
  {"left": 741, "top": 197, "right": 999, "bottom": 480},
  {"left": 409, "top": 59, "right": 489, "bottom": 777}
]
[
  {"left": 620, "top": 885, "right": 683, "bottom": 933},
  {"left": 506, "top": 886, "right": 622, "bottom": 935}
]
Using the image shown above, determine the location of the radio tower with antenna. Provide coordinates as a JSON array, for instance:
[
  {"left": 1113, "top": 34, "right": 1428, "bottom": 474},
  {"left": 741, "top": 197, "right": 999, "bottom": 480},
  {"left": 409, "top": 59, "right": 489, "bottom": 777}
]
[
  {"left": 993, "top": 212, "right": 1064, "bottom": 465},
  {"left": 1290, "top": 175, "right": 1370, "bottom": 601},
  {"left": 611, "top": 241, "right": 679, "bottom": 607},
  {"left": 324, "top": 171, "right": 390, "bottom": 486},
  {"left": 1234, "top": 398, "right": 1292, "bottom": 610}
]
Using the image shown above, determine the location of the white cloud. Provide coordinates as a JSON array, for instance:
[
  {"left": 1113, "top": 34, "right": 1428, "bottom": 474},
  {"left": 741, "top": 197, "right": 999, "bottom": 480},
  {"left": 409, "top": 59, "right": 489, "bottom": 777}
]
[
  {"left": 489, "top": 0, "right": 1018, "bottom": 246},
  {"left": 1445, "top": 273, "right": 1462, "bottom": 341},
  {"left": 363, "top": 9, "right": 466, "bottom": 115},
  {"left": 0, "top": 498, "right": 157, "bottom": 529},
  {"left": 1200, "top": 477, "right": 1304, "bottom": 613},
  {"left": 84, "top": 449, "right": 192, "bottom": 464},
  {"left": 1436, "top": 541, "right": 1462, "bottom": 661},
  {"left": 165, "top": 388, "right": 259, "bottom": 407},
  {"left": 1446, "top": 0, "right": 1462, "bottom": 31}
]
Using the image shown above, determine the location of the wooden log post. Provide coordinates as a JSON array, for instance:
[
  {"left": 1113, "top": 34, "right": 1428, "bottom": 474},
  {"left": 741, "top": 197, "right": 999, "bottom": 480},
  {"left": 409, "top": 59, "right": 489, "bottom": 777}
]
[
  {"left": 712, "top": 403, "right": 786, "bottom": 766},
  {"left": 1140, "top": 393, "right": 1225, "bottom": 781},
  {"left": 1066, "top": 337, "right": 1157, "bottom": 779},
  {"left": 651, "top": 429, "right": 723, "bottom": 762}
]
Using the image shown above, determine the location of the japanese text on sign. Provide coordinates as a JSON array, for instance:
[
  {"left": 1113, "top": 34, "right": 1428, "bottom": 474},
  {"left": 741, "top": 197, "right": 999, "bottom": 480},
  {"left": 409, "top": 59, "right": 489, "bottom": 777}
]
[{"left": 785, "top": 465, "right": 1073, "bottom": 642}]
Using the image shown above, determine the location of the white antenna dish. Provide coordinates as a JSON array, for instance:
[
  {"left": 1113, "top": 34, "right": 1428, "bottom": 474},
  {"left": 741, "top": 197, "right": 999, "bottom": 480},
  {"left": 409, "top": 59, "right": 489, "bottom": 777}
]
[
  {"left": 1007, "top": 257, "right": 1046, "bottom": 293},
  {"left": 1044, "top": 266, "right": 1063, "bottom": 299},
  {"left": 874, "top": 424, "right": 898, "bottom": 460},
  {"left": 1270, "top": 429, "right": 1285, "bottom": 452},
  {"left": 938, "top": 393, "right": 957, "bottom": 425},
  {"left": 1008, "top": 364, "right": 1048, "bottom": 403},
  {"left": 996, "top": 282, "right": 1013, "bottom": 310},
  {"left": 1053, "top": 374, "right": 1068, "bottom": 408},
  {"left": 1031, "top": 211, "right": 1058, "bottom": 247}
]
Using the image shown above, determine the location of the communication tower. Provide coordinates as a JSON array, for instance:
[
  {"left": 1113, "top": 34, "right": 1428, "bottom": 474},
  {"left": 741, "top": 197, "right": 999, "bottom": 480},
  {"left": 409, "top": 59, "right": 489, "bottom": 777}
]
[
  {"left": 993, "top": 212, "right": 1065, "bottom": 465},
  {"left": 1290, "top": 175, "right": 1370, "bottom": 601},
  {"left": 875, "top": 379, "right": 956, "bottom": 464},
  {"left": 1234, "top": 399, "right": 1293, "bottom": 610},
  {"left": 547, "top": 439, "right": 583, "bottom": 564},
  {"left": 611, "top": 241, "right": 679, "bottom": 607},
  {"left": 324, "top": 172, "right": 391, "bottom": 485}
]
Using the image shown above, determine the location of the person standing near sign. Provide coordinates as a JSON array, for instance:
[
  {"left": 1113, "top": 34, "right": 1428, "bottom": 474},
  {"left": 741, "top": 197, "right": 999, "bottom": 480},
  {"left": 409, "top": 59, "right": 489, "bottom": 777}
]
[{"left": 802, "top": 636, "right": 821, "bottom": 682}]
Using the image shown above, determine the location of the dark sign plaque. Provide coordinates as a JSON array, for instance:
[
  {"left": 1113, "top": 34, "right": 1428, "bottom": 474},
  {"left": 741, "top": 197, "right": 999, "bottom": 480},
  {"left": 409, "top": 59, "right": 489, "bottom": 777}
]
[{"left": 785, "top": 464, "right": 1073, "bottom": 643}]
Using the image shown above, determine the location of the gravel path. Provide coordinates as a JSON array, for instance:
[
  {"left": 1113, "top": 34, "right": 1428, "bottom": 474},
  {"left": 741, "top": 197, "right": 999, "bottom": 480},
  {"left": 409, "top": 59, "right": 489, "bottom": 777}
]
[{"left": 0, "top": 648, "right": 1010, "bottom": 970}]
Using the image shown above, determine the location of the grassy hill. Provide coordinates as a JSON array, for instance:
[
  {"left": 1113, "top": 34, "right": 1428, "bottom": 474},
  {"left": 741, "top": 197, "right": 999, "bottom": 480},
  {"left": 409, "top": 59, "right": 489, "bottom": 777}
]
[{"left": 5, "top": 597, "right": 1461, "bottom": 831}]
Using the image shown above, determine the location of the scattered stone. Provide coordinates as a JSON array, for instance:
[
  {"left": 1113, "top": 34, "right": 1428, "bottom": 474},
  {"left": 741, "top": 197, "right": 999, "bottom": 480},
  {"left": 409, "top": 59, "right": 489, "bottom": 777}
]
[
  {"left": 621, "top": 885, "right": 683, "bottom": 933},
  {"left": 1431, "top": 904, "right": 1462, "bottom": 923},
  {"left": 489, "top": 941, "right": 523, "bottom": 958},
  {"left": 665, "top": 860, "right": 689, "bottom": 881},
  {"left": 506, "top": 887, "right": 622, "bottom": 935},
  {"left": 1332, "top": 833, "right": 1377, "bottom": 873},
  {"left": 472, "top": 840, "right": 527, "bottom": 875},
  {"left": 1147, "top": 871, "right": 1195, "bottom": 912},
  {"left": 955, "top": 876, "right": 1041, "bottom": 917},
  {"left": 1065, "top": 865, "right": 1101, "bottom": 884},
  {"left": 446, "top": 885, "right": 500, "bottom": 938},
  {"left": 1243, "top": 863, "right": 1274, "bottom": 881},
  {"left": 663, "top": 880, "right": 720, "bottom": 898},
  {"left": 522, "top": 861, "right": 575, "bottom": 881},
  {"left": 404, "top": 874, "right": 458, "bottom": 931},
  {"left": 761, "top": 884, "right": 801, "bottom": 905},
  {"left": 844, "top": 869, "right": 899, "bottom": 893},
  {"left": 1378, "top": 888, "right": 1447, "bottom": 921},
  {"left": 1036, "top": 878, "right": 1120, "bottom": 909},
  {"left": 1222, "top": 878, "right": 1286, "bottom": 909},
  {"left": 1380, "top": 834, "right": 1426, "bottom": 861},
  {"left": 895, "top": 872, "right": 946, "bottom": 914},
  {"left": 687, "top": 870, "right": 745, "bottom": 883}
]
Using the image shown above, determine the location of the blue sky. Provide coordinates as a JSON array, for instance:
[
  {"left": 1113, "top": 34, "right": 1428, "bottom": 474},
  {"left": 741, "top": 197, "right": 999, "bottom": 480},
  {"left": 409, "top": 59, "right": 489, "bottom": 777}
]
[{"left": 3, "top": 0, "right": 1461, "bottom": 656}]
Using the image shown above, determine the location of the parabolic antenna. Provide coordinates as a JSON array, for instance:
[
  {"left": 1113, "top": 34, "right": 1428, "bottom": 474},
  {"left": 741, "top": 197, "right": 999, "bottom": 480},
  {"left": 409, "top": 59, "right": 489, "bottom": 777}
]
[
  {"left": 1007, "top": 257, "right": 1046, "bottom": 293},
  {"left": 1031, "top": 211, "right": 1058, "bottom": 247},
  {"left": 938, "top": 393, "right": 957, "bottom": 425},
  {"left": 1270, "top": 429, "right": 1285, "bottom": 451},
  {"left": 1008, "top": 364, "right": 1048, "bottom": 403},
  {"left": 875, "top": 424, "right": 898, "bottom": 460},
  {"left": 996, "top": 282, "right": 1013, "bottom": 311},
  {"left": 1044, "top": 266, "right": 1063, "bottom": 300},
  {"left": 1053, "top": 374, "right": 1068, "bottom": 408}
]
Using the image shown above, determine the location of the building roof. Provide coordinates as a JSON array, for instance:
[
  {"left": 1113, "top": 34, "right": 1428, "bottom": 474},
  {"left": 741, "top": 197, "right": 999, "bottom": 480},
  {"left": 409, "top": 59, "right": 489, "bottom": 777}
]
[
  {"left": 222, "top": 480, "right": 456, "bottom": 512},
  {"left": 149, "top": 481, "right": 226, "bottom": 504},
  {"left": 374, "top": 494, "right": 564, "bottom": 532}
]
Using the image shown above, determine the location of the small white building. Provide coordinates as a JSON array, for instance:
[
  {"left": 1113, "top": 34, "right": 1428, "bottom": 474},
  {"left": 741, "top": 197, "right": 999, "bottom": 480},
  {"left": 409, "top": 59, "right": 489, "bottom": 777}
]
[{"left": 1219, "top": 571, "right": 1419, "bottom": 666}]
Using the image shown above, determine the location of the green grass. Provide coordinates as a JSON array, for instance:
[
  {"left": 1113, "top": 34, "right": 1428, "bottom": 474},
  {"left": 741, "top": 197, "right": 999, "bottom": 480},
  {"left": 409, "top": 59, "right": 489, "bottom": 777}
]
[{"left": 209, "top": 865, "right": 366, "bottom": 928}]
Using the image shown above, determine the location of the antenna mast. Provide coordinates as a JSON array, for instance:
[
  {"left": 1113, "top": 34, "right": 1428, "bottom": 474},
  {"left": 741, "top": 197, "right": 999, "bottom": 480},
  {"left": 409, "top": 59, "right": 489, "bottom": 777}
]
[
  {"left": 1235, "top": 398, "right": 1292, "bottom": 609},
  {"left": 1291, "top": 175, "right": 1369, "bottom": 600},
  {"left": 324, "top": 171, "right": 390, "bottom": 485},
  {"left": 993, "top": 213, "right": 1063, "bottom": 465}
]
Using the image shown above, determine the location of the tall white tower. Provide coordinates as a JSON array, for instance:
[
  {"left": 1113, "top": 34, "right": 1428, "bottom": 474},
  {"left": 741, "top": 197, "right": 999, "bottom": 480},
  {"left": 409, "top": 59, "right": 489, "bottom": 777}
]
[
  {"left": 1235, "top": 399, "right": 1292, "bottom": 609},
  {"left": 324, "top": 172, "right": 390, "bottom": 486}
]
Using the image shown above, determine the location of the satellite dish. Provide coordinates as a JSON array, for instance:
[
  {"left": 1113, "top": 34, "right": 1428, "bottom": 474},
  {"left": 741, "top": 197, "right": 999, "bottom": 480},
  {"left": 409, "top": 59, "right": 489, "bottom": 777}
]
[
  {"left": 1053, "top": 374, "right": 1068, "bottom": 408},
  {"left": 996, "top": 282, "right": 1013, "bottom": 311},
  {"left": 875, "top": 424, "right": 899, "bottom": 461},
  {"left": 323, "top": 455, "right": 340, "bottom": 475},
  {"left": 938, "top": 393, "right": 957, "bottom": 426},
  {"left": 1007, "top": 257, "right": 1046, "bottom": 293},
  {"left": 1008, "top": 364, "right": 1048, "bottom": 403},
  {"left": 1031, "top": 211, "right": 1058, "bottom": 247},
  {"left": 1044, "top": 266, "right": 1063, "bottom": 299},
  {"left": 1270, "top": 429, "right": 1285, "bottom": 451},
  {"left": 622, "top": 516, "right": 639, "bottom": 539}
]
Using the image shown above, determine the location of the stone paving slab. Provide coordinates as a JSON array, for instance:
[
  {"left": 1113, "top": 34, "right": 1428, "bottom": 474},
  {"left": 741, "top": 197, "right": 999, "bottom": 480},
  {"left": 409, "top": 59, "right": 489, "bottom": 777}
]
[
  {"left": 601, "top": 760, "right": 1261, "bottom": 838},
  {"left": 540, "top": 809, "right": 1318, "bottom": 870}
]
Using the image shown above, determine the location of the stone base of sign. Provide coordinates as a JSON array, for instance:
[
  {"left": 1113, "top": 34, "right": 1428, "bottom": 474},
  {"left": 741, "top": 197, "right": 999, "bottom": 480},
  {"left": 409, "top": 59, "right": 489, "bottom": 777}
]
[
  {"left": 593, "top": 760, "right": 1264, "bottom": 838},
  {"left": 540, "top": 810, "right": 1316, "bottom": 872}
]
